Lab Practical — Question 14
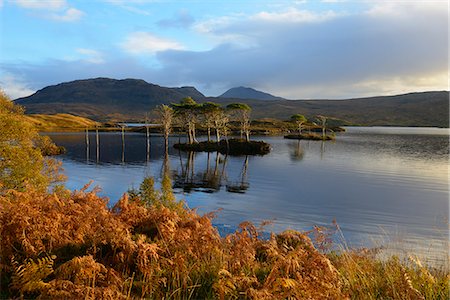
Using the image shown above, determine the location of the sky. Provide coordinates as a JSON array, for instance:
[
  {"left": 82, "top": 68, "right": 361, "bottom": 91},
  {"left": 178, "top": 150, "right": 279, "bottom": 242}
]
[{"left": 0, "top": 0, "right": 448, "bottom": 99}]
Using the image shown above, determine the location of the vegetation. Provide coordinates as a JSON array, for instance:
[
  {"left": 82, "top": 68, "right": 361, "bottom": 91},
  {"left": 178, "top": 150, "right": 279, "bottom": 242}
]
[
  {"left": 227, "top": 103, "right": 252, "bottom": 141},
  {"left": 24, "top": 113, "right": 99, "bottom": 131},
  {"left": 155, "top": 104, "right": 174, "bottom": 151},
  {"left": 0, "top": 179, "right": 448, "bottom": 299},
  {"left": 201, "top": 102, "right": 223, "bottom": 142},
  {"left": 172, "top": 97, "right": 202, "bottom": 144},
  {"left": 290, "top": 114, "right": 307, "bottom": 136},
  {"left": 170, "top": 100, "right": 270, "bottom": 154},
  {"left": 0, "top": 91, "right": 64, "bottom": 192},
  {"left": 316, "top": 115, "right": 328, "bottom": 140}
]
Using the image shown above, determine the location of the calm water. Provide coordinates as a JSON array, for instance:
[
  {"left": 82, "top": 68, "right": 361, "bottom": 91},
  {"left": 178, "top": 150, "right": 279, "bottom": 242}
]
[{"left": 47, "top": 127, "right": 449, "bottom": 266}]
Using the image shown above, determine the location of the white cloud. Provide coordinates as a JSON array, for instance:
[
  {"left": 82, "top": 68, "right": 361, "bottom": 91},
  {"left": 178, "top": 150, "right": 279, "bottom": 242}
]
[
  {"left": 49, "top": 7, "right": 84, "bottom": 22},
  {"left": 10, "top": 0, "right": 84, "bottom": 22},
  {"left": 121, "top": 32, "right": 183, "bottom": 55},
  {"left": 251, "top": 8, "right": 338, "bottom": 23},
  {"left": 0, "top": 73, "right": 35, "bottom": 99},
  {"left": 76, "top": 48, "right": 105, "bottom": 64},
  {"left": 12, "top": 0, "right": 67, "bottom": 10},
  {"left": 194, "top": 8, "right": 341, "bottom": 47}
]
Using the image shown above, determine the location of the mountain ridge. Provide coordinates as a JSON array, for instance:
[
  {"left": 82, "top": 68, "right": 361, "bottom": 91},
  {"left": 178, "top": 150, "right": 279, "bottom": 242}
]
[
  {"left": 219, "top": 86, "right": 285, "bottom": 100},
  {"left": 14, "top": 78, "right": 449, "bottom": 127}
]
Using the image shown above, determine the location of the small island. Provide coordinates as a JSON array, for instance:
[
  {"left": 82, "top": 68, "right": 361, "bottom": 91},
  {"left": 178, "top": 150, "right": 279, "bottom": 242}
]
[
  {"left": 284, "top": 133, "right": 335, "bottom": 141},
  {"left": 174, "top": 138, "right": 271, "bottom": 155},
  {"left": 284, "top": 114, "right": 336, "bottom": 141},
  {"left": 157, "top": 99, "right": 272, "bottom": 155}
]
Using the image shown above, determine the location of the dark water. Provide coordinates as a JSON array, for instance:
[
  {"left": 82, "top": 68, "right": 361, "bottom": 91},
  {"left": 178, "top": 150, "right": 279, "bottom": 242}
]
[{"left": 47, "top": 127, "right": 449, "bottom": 266}]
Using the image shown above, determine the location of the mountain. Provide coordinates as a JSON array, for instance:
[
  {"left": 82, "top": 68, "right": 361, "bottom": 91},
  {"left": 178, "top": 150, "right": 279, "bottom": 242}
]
[
  {"left": 219, "top": 86, "right": 285, "bottom": 100},
  {"left": 14, "top": 78, "right": 449, "bottom": 127},
  {"left": 210, "top": 91, "right": 449, "bottom": 127},
  {"left": 15, "top": 78, "right": 205, "bottom": 121}
]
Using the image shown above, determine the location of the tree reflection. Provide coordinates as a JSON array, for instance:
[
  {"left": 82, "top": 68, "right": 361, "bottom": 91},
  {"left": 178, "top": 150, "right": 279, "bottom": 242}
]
[
  {"left": 173, "top": 151, "right": 227, "bottom": 193},
  {"left": 226, "top": 155, "right": 249, "bottom": 193},
  {"left": 289, "top": 140, "right": 304, "bottom": 161}
]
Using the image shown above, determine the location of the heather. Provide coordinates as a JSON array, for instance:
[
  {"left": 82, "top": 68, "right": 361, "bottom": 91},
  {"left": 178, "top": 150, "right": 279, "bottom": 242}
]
[{"left": 0, "top": 179, "right": 448, "bottom": 299}]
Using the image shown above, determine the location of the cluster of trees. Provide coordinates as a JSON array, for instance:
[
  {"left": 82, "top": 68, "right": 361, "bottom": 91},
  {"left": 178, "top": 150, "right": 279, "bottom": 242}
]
[{"left": 155, "top": 97, "right": 252, "bottom": 147}]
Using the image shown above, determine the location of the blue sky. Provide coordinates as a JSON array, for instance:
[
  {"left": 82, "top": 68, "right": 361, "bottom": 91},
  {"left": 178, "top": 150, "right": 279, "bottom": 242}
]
[{"left": 0, "top": 0, "right": 448, "bottom": 99}]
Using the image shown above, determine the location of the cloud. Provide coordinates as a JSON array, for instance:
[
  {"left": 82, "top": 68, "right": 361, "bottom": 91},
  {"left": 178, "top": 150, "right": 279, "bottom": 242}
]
[
  {"left": 13, "top": 0, "right": 67, "bottom": 10},
  {"left": 0, "top": 72, "right": 35, "bottom": 99},
  {"left": 121, "top": 32, "right": 183, "bottom": 55},
  {"left": 193, "top": 9, "right": 340, "bottom": 48},
  {"left": 10, "top": 0, "right": 84, "bottom": 22},
  {"left": 49, "top": 7, "right": 84, "bottom": 22},
  {"left": 157, "top": 10, "right": 195, "bottom": 28},
  {"left": 250, "top": 8, "right": 338, "bottom": 23},
  {"left": 76, "top": 48, "right": 105, "bottom": 64},
  {"left": 159, "top": 4, "right": 448, "bottom": 98}
]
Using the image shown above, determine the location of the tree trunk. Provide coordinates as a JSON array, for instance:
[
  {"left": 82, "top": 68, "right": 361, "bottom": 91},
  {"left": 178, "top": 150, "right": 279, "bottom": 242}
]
[
  {"left": 245, "top": 130, "right": 250, "bottom": 142},
  {"left": 207, "top": 127, "right": 211, "bottom": 142},
  {"left": 187, "top": 127, "right": 193, "bottom": 144},
  {"left": 164, "top": 132, "right": 169, "bottom": 153},
  {"left": 215, "top": 128, "right": 220, "bottom": 144},
  {"left": 225, "top": 131, "right": 229, "bottom": 151},
  {"left": 192, "top": 124, "right": 198, "bottom": 143}
]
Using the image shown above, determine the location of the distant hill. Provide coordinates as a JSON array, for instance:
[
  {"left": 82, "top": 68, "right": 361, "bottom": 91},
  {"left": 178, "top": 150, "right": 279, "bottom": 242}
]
[
  {"left": 219, "top": 86, "right": 285, "bottom": 100},
  {"left": 14, "top": 78, "right": 449, "bottom": 127},
  {"left": 211, "top": 91, "right": 449, "bottom": 127},
  {"left": 15, "top": 78, "right": 205, "bottom": 121}
]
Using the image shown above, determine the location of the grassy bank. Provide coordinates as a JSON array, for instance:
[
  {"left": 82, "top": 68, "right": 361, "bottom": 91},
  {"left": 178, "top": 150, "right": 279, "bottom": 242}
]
[
  {"left": 0, "top": 178, "right": 447, "bottom": 299},
  {"left": 25, "top": 113, "right": 100, "bottom": 132}
]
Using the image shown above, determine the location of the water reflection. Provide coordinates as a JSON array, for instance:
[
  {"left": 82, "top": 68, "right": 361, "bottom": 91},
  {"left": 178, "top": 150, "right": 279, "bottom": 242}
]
[
  {"left": 174, "top": 151, "right": 226, "bottom": 193},
  {"left": 226, "top": 155, "right": 249, "bottom": 193},
  {"left": 173, "top": 151, "right": 251, "bottom": 194},
  {"left": 289, "top": 141, "right": 304, "bottom": 161}
]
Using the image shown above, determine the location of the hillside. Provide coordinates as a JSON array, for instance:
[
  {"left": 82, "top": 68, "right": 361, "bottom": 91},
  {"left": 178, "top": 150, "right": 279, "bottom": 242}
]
[
  {"left": 15, "top": 78, "right": 205, "bottom": 121},
  {"left": 211, "top": 91, "right": 449, "bottom": 127},
  {"left": 219, "top": 86, "right": 285, "bottom": 100},
  {"left": 14, "top": 78, "right": 449, "bottom": 127},
  {"left": 24, "top": 113, "right": 99, "bottom": 131}
]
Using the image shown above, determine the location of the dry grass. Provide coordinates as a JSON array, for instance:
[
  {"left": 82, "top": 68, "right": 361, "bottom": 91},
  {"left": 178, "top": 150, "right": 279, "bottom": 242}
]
[
  {"left": 0, "top": 178, "right": 448, "bottom": 299},
  {"left": 24, "top": 113, "right": 99, "bottom": 131}
]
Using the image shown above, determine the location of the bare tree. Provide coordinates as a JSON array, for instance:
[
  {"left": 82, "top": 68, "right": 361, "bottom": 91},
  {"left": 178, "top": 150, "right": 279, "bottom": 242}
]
[
  {"left": 201, "top": 102, "right": 221, "bottom": 142},
  {"left": 155, "top": 104, "right": 174, "bottom": 152},
  {"left": 227, "top": 103, "right": 251, "bottom": 142},
  {"left": 172, "top": 97, "right": 200, "bottom": 144},
  {"left": 291, "top": 114, "right": 307, "bottom": 136},
  {"left": 316, "top": 115, "right": 327, "bottom": 140}
]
